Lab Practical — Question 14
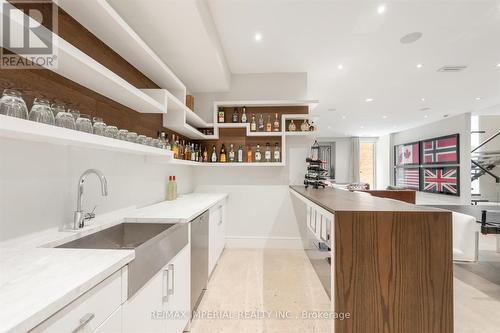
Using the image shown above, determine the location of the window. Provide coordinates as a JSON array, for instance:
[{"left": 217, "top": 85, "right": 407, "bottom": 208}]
[{"left": 360, "top": 142, "right": 375, "bottom": 189}]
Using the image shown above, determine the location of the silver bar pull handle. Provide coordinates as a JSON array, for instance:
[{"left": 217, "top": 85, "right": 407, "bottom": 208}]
[
  {"left": 168, "top": 263, "right": 175, "bottom": 296},
  {"left": 71, "top": 313, "right": 95, "bottom": 333},
  {"left": 162, "top": 268, "right": 169, "bottom": 303}
]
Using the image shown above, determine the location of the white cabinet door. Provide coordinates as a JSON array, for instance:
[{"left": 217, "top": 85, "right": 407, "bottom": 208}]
[
  {"left": 208, "top": 202, "right": 223, "bottom": 275},
  {"left": 122, "top": 266, "right": 167, "bottom": 333},
  {"left": 165, "top": 245, "right": 190, "bottom": 333},
  {"left": 93, "top": 307, "right": 122, "bottom": 333}
]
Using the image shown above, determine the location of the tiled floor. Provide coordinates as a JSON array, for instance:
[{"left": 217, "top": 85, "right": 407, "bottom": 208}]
[{"left": 189, "top": 249, "right": 500, "bottom": 333}]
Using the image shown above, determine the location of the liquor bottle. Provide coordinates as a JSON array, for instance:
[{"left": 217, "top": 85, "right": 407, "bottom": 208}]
[
  {"left": 264, "top": 143, "right": 271, "bottom": 162},
  {"left": 191, "top": 144, "right": 197, "bottom": 161},
  {"left": 250, "top": 114, "right": 257, "bottom": 132},
  {"left": 203, "top": 146, "right": 208, "bottom": 162},
  {"left": 180, "top": 140, "right": 185, "bottom": 159},
  {"left": 184, "top": 142, "right": 190, "bottom": 160},
  {"left": 241, "top": 106, "right": 247, "bottom": 123},
  {"left": 172, "top": 135, "right": 179, "bottom": 159},
  {"left": 218, "top": 107, "right": 225, "bottom": 123},
  {"left": 258, "top": 114, "right": 265, "bottom": 132},
  {"left": 300, "top": 119, "right": 310, "bottom": 131},
  {"left": 255, "top": 144, "right": 262, "bottom": 162},
  {"left": 273, "top": 113, "right": 280, "bottom": 132},
  {"left": 309, "top": 121, "right": 315, "bottom": 132},
  {"left": 165, "top": 134, "right": 171, "bottom": 150},
  {"left": 237, "top": 145, "right": 244, "bottom": 162},
  {"left": 232, "top": 108, "right": 239, "bottom": 123},
  {"left": 288, "top": 120, "right": 296, "bottom": 132},
  {"left": 266, "top": 114, "right": 272, "bottom": 132},
  {"left": 211, "top": 145, "right": 218, "bottom": 162},
  {"left": 220, "top": 144, "right": 227, "bottom": 163},
  {"left": 273, "top": 143, "right": 281, "bottom": 162},
  {"left": 158, "top": 131, "right": 167, "bottom": 149},
  {"left": 247, "top": 146, "right": 253, "bottom": 162},
  {"left": 228, "top": 144, "right": 235, "bottom": 162},
  {"left": 198, "top": 146, "right": 204, "bottom": 163}
]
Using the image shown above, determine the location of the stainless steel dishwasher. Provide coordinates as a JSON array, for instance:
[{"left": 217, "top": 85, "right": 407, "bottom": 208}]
[{"left": 191, "top": 210, "right": 209, "bottom": 313}]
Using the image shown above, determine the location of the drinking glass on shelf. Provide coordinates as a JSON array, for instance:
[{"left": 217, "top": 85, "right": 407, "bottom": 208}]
[
  {"left": 68, "top": 108, "right": 80, "bottom": 121},
  {"left": 53, "top": 104, "right": 76, "bottom": 130},
  {"left": 144, "top": 137, "right": 153, "bottom": 146},
  {"left": 29, "top": 98, "right": 54, "bottom": 125},
  {"left": 104, "top": 125, "right": 118, "bottom": 138},
  {"left": 0, "top": 89, "right": 28, "bottom": 119},
  {"left": 126, "top": 132, "right": 138, "bottom": 143},
  {"left": 136, "top": 135, "right": 147, "bottom": 145},
  {"left": 151, "top": 138, "right": 160, "bottom": 147},
  {"left": 92, "top": 117, "right": 106, "bottom": 136},
  {"left": 76, "top": 114, "right": 93, "bottom": 133},
  {"left": 117, "top": 129, "right": 129, "bottom": 141}
]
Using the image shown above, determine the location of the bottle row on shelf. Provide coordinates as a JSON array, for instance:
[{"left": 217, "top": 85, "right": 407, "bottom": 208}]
[
  {"left": 217, "top": 106, "right": 315, "bottom": 133},
  {"left": 158, "top": 131, "right": 282, "bottom": 163}
]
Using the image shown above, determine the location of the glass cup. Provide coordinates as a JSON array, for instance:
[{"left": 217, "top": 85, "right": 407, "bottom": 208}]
[
  {"left": 92, "top": 117, "right": 106, "bottom": 136},
  {"left": 76, "top": 114, "right": 93, "bottom": 133},
  {"left": 136, "top": 135, "right": 147, "bottom": 145},
  {"left": 53, "top": 104, "right": 76, "bottom": 130},
  {"left": 117, "top": 129, "right": 129, "bottom": 141},
  {"left": 151, "top": 138, "right": 160, "bottom": 147},
  {"left": 29, "top": 98, "right": 54, "bottom": 125},
  {"left": 144, "top": 137, "right": 153, "bottom": 146},
  {"left": 0, "top": 89, "right": 28, "bottom": 119},
  {"left": 126, "top": 131, "right": 138, "bottom": 143},
  {"left": 68, "top": 108, "right": 80, "bottom": 121},
  {"left": 104, "top": 125, "right": 118, "bottom": 138}
]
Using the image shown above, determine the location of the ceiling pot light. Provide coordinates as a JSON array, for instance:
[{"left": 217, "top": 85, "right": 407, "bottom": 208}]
[
  {"left": 416, "top": 63, "right": 423, "bottom": 69},
  {"left": 382, "top": 115, "right": 388, "bottom": 119},
  {"left": 400, "top": 32, "right": 423, "bottom": 44},
  {"left": 254, "top": 33, "right": 262, "bottom": 42},
  {"left": 365, "top": 98, "right": 374, "bottom": 103},
  {"left": 421, "top": 97, "right": 426, "bottom": 102},
  {"left": 424, "top": 115, "right": 428, "bottom": 118},
  {"left": 377, "top": 4, "right": 386, "bottom": 14},
  {"left": 338, "top": 64, "right": 344, "bottom": 70},
  {"left": 496, "top": 63, "right": 500, "bottom": 67},
  {"left": 341, "top": 115, "right": 346, "bottom": 119},
  {"left": 475, "top": 97, "right": 481, "bottom": 101},
  {"left": 360, "top": 125, "right": 365, "bottom": 129}
]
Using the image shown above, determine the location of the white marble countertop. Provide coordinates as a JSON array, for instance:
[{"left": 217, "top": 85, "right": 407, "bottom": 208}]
[
  {"left": 125, "top": 192, "right": 228, "bottom": 223},
  {"left": 0, "top": 192, "right": 227, "bottom": 333}
]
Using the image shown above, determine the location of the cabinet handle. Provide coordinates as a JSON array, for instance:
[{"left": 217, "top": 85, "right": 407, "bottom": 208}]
[
  {"left": 168, "top": 263, "right": 175, "bottom": 296},
  {"left": 162, "top": 268, "right": 169, "bottom": 303},
  {"left": 71, "top": 313, "right": 95, "bottom": 333}
]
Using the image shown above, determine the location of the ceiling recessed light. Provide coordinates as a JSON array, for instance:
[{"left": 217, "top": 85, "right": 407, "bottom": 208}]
[
  {"left": 254, "top": 33, "right": 262, "bottom": 42},
  {"left": 475, "top": 97, "right": 481, "bottom": 101},
  {"left": 377, "top": 4, "right": 386, "bottom": 14},
  {"left": 341, "top": 115, "right": 347, "bottom": 119},
  {"left": 338, "top": 64, "right": 344, "bottom": 70},
  {"left": 416, "top": 63, "right": 423, "bottom": 69},
  {"left": 421, "top": 97, "right": 426, "bottom": 102},
  {"left": 496, "top": 63, "right": 500, "bottom": 67},
  {"left": 360, "top": 125, "right": 365, "bottom": 129},
  {"left": 424, "top": 115, "right": 428, "bottom": 118},
  {"left": 365, "top": 98, "right": 374, "bottom": 103},
  {"left": 382, "top": 115, "right": 388, "bottom": 119},
  {"left": 400, "top": 32, "right": 423, "bottom": 44}
]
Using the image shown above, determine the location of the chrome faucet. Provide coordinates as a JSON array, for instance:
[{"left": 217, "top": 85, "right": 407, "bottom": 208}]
[{"left": 74, "top": 169, "right": 108, "bottom": 229}]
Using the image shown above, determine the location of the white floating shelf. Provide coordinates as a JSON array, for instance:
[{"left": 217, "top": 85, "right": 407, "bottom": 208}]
[
  {"left": 0, "top": 1, "right": 165, "bottom": 115},
  {"left": 56, "top": 0, "right": 186, "bottom": 100},
  {"left": 169, "top": 159, "right": 285, "bottom": 167},
  {"left": 214, "top": 100, "right": 319, "bottom": 110},
  {"left": 0, "top": 115, "right": 173, "bottom": 163},
  {"left": 284, "top": 131, "right": 317, "bottom": 136}
]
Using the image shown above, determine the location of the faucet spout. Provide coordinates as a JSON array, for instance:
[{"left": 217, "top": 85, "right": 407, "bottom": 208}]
[{"left": 74, "top": 169, "right": 108, "bottom": 230}]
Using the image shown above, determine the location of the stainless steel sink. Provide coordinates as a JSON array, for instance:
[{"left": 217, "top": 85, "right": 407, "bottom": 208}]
[{"left": 57, "top": 222, "right": 189, "bottom": 297}]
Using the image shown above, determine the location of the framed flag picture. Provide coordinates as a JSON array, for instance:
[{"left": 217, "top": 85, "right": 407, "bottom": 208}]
[
  {"left": 394, "top": 141, "right": 420, "bottom": 166},
  {"left": 422, "top": 134, "right": 459, "bottom": 165},
  {"left": 394, "top": 167, "right": 420, "bottom": 190},
  {"left": 421, "top": 166, "right": 460, "bottom": 196}
]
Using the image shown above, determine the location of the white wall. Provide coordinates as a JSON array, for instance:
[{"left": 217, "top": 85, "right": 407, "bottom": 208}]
[
  {"left": 0, "top": 138, "right": 195, "bottom": 241},
  {"left": 391, "top": 113, "right": 471, "bottom": 205},
  {"left": 375, "top": 134, "right": 391, "bottom": 190},
  {"left": 476, "top": 115, "right": 500, "bottom": 203}
]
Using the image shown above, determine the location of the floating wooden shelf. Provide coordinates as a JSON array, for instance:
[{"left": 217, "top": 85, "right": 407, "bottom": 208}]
[
  {"left": 0, "top": 115, "right": 173, "bottom": 163},
  {"left": 56, "top": 0, "right": 186, "bottom": 100}
]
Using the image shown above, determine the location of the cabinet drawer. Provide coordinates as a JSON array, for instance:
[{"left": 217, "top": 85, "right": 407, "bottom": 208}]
[{"left": 31, "top": 269, "right": 123, "bottom": 333}]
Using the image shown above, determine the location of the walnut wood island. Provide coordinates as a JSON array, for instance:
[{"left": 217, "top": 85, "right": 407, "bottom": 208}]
[{"left": 290, "top": 185, "right": 453, "bottom": 333}]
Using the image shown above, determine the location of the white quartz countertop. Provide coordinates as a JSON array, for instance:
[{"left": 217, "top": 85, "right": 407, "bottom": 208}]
[
  {"left": 125, "top": 192, "right": 228, "bottom": 223},
  {"left": 0, "top": 192, "right": 227, "bottom": 333}
]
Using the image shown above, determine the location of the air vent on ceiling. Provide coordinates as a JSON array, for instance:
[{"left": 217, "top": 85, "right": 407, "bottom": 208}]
[{"left": 437, "top": 65, "right": 467, "bottom": 72}]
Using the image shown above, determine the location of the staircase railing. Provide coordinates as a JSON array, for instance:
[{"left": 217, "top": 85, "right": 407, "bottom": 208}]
[{"left": 471, "top": 130, "right": 500, "bottom": 184}]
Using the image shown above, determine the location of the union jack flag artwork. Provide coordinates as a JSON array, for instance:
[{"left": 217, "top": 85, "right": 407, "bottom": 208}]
[
  {"left": 422, "top": 167, "right": 459, "bottom": 196},
  {"left": 422, "top": 134, "right": 459, "bottom": 164}
]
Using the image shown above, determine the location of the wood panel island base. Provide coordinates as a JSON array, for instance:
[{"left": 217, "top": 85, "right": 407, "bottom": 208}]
[{"left": 290, "top": 186, "right": 453, "bottom": 333}]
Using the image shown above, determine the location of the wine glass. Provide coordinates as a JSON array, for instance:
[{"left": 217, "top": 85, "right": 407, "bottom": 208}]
[
  {"left": 117, "top": 129, "right": 129, "bottom": 141},
  {"left": 76, "top": 114, "right": 93, "bottom": 133},
  {"left": 136, "top": 135, "right": 147, "bottom": 144},
  {"left": 53, "top": 104, "right": 76, "bottom": 130},
  {"left": 29, "top": 98, "right": 54, "bottom": 125},
  {"left": 0, "top": 89, "right": 28, "bottom": 119},
  {"left": 126, "top": 132, "right": 138, "bottom": 143},
  {"left": 104, "top": 125, "right": 118, "bottom": 138}
]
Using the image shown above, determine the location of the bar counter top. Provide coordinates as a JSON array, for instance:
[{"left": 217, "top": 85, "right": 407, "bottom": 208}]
[{"left": 290, "top": 185, "right": 442, "bottom": 213}]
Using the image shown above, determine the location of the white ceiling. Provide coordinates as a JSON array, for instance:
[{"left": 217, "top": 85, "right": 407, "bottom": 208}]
[
  {"left": 109, "top": 0, "right": 500, "bottom": 137},
  {"left": 207, "top": 0, "right": 500, "bottom": 137}
]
